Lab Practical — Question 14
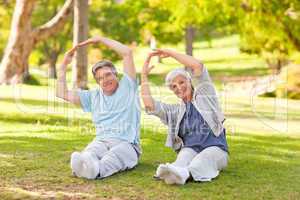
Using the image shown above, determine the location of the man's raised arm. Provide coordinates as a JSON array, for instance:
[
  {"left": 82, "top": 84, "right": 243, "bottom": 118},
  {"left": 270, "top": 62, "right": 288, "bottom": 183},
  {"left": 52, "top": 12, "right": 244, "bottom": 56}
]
[
  {"left": 56, "top": 47, "right": 81, "bottom": 105},
  {"left": 78, "top": 36, "right": 136, "bottom": 80}
]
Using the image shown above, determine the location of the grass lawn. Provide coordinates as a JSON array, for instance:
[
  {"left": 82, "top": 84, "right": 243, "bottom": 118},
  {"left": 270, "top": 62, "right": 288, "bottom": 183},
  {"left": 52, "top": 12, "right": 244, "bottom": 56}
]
[{"left": 1, "top": 35, "right": 300, "bottom": 199}]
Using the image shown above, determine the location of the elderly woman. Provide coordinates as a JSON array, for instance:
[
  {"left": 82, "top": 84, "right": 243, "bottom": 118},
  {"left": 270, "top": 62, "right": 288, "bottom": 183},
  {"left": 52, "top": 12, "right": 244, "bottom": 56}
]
[{"left": 141, "top": 49, "right": 229, "bottom": 185}]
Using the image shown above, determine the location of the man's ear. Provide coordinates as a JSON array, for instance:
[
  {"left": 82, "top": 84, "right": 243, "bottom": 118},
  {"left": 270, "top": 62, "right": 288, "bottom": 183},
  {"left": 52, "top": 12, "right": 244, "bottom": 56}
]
[{"left": 93, "top": 75, "right": 99, "bottom": 84}]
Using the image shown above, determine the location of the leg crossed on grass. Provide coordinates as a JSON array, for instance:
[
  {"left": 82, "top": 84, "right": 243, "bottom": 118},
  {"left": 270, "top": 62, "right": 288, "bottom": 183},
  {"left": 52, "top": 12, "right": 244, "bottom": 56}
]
[
  {"left": 71, "top": 139, "right": 139, "bottom": 179},
  {"left": 155, "top": 146, "right": 228, "bottom": 185}
]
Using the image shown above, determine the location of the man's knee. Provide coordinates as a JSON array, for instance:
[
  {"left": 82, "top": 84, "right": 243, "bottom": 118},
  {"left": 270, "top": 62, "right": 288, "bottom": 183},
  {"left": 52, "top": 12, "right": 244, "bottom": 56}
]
[
  {"left": 110, "top": 142, "right": 138, "bottom": 169},
  {"left": 98, "top": 143, "right": 138, "bottom": 178},
  {"left": 84, "top": 141, "right": 108, "bottom": 159}
]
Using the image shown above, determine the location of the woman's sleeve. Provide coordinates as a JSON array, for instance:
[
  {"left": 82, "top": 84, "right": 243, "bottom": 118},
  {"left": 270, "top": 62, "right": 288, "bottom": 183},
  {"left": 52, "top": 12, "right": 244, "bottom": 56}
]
[{"left": 145, "top": 100, "right": 178, "bottom": 125}]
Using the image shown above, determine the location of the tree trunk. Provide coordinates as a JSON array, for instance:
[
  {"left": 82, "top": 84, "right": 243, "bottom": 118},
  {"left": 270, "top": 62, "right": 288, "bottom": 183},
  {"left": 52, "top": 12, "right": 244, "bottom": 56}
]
[
  {"left": 2, "top": 0, "right": 10, "bottom": 6},
  {"left": 185, "top": 25, "right": 195, "bottom": 56},
  {"left": 72, "top": 0, "right": 88, "bottom": 89},
  {"left": 266, "top": 58, "right": 286, "bottom": 75},
  {"left": 150, "top": 36, "right": 161, "bottom": 63},
  {"left": 48, "top": 53, "right": 58, "bottom": 79},
  {"left": 0, "top": 0, "right": 35, "bottom": 84},
  {"left": 0, "top": 0, "right": 73, "bottom": 84}
]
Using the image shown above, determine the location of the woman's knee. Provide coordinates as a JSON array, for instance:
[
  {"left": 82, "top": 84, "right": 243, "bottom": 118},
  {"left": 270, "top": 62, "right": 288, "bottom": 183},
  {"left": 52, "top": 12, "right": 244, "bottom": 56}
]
[
  {"left": 187, "top": 148, "right": 228, "bottom": 181},
  {"left": 188, "top": 155, "right": 212, "bottom": 175}
]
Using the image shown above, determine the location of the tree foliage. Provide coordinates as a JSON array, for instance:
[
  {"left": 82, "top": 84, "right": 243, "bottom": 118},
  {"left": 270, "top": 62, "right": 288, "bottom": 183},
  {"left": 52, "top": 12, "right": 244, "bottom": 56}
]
[
  {"left": 32, "top": 0, "right": 73, "bottom": 78},
  {"left": 239, "top": 0, "right": 300, "bottom": 72},
  {"left": 0, "top": 2, "right": 14, "bottom": 58}
]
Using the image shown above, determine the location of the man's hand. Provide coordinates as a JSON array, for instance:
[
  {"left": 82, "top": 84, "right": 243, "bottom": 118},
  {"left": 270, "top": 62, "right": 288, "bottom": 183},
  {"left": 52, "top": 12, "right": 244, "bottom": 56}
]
[
  {"left": 142, "top": 52, "right": 160, "bottom": 76},
  {"left": 61, "top": 46, "right": 78, "bottom": 70},
  {"left": 77, "top": 36, "right": 102, "bottom": 47}
]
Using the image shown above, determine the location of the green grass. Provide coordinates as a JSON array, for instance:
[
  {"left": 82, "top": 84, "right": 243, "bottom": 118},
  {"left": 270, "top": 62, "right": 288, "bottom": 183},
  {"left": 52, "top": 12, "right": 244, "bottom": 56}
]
[
  {"left": 1, "top": 35, "right": 300, "bottom": 199},
  {"left": 1, "top": 85, "right": 300, "bottom": 200}
]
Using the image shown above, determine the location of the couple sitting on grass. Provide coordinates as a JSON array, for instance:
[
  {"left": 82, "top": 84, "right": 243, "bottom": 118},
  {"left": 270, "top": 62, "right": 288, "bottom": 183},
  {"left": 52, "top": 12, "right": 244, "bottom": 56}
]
[{"left": 56, "top": 36, "right": 229, "bottom": 185}]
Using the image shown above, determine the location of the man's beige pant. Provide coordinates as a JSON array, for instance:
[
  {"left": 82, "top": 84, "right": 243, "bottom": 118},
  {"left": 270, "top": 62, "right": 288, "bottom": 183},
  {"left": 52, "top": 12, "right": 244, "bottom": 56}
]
[{"left": 83, "top": 139, "right": 139, "bottom": 178}]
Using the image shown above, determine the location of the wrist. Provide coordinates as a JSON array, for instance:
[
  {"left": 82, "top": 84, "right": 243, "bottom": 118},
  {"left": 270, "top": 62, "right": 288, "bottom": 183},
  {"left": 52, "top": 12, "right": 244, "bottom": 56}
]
[
  {"left": 141, "top": 75, "right": 149, "bottom": 82},
  {"left": 95, "top": 36, "right": 103, "bottom": 43},
  {"left": 165, "top": 49, "right": 175, "bottom": 56},
  {"left": 59, "top": 63, "right": 68, "bottom": 69},
  {"left": 58, "top": 70, "right": 66, "bottom": 76},
  {"left": 141, "top": 73, "right": 148, "bottom": 78},
  {"left": 57, "top": 70, "right": 66, "bottom": 77}
]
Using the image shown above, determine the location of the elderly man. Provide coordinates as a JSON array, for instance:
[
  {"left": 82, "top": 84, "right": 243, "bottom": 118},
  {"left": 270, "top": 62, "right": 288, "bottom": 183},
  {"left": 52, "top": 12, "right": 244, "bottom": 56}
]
[{"left": 56, "top": 36, "right": 141, "bottom": 179}]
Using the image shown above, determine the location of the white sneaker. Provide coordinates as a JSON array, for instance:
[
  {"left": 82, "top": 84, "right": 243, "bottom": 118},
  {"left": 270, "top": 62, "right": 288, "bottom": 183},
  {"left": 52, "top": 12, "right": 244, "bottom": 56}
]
[
  {"left": 155, "top": 163, "right": 177, "bottom": 185},
  {"left": 155, "top": 164, "right": 170, "bottom": 178},
  {"left": 165, "top": 164, "right": 190, "bottom": 185},
  {"left": 80, "top": 152, "right": 100, "bottom": 179},
  {"left": 70, "top": 152, "right": 83, "bottom": 177},
  {"left": 70, "top": 152, "right": 100, "bottom": 179}
]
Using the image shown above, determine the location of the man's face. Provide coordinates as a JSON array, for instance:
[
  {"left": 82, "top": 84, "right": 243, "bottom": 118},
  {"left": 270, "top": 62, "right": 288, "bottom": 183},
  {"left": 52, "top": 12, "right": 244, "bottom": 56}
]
[{"left": 94, "top": 66, "right": 119, "bottom": 95}]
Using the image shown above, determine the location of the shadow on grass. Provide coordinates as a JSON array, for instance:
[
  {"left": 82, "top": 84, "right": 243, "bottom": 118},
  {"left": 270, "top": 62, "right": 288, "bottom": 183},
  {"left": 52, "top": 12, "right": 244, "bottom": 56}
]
[
  {"left": 136, "top": 67, "right": 270, "bottom": 87},
  {"left": 23, "top": 74, "right": 50, "bottom": 86},
  {"left": 0, "top": 135, "right": 92, "bottom": 153},
  {"left": 209, "top": 67, "right": 270, "bottom": 77},
  {"left": 0, "top": 97, "right": 68, "bottom": 108},
  {"left": 193, "top": 42, "right": 238, "bottom": 50},
  {"left": 203, "top": 56, "right": 259, "bottom": 63},
  {"left": 229, "top": 133, "right": 300, "bottom": 156},
  {"left": 136, "top": 73, "right": 167, "bottom": 86},
  {"left": 0, "top": 112, "right": 90, "bottom": 126}
]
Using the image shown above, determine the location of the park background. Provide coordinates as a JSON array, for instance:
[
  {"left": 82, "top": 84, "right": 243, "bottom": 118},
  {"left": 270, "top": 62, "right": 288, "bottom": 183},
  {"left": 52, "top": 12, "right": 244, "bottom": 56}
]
[{"left": 0, "top": 0, "right": 299, "bottom": 199}]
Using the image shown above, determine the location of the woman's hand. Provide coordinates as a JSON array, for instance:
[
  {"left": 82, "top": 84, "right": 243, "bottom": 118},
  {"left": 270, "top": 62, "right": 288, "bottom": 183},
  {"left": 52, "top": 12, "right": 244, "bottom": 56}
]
[
  {"left": 142, "top": 52, "right": 160, "bottom": 76},
  {"left": 77, "top": 36, "right": 102, "bottom": 47}
]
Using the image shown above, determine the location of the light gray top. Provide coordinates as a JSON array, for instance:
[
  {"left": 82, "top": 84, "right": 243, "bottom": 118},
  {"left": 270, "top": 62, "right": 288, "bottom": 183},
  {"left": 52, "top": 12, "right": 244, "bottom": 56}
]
[{"left": 146, "top": 66, "right": 225, "bottom": 152}]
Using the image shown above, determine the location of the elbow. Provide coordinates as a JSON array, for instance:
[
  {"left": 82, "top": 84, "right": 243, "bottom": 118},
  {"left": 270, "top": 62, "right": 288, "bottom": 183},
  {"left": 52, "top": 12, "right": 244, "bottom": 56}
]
[
  {"left": 55, "top": 89, "right": 60, "bottom": 98},
  {"left": 55, "top": 90, "right": 64, "bottom": 99},
  {"left": 191, "top": 62, "right": 203, "bottom": 76},
  {"left": 145, "top": 105, "right": 155, "bottom": 113},
  {"left": 143, "top": 100, "right": 155, "bottom": 113},
  {"left": 199, "top": 62, "right": 204, "bottom": 69},
  {"left": 55, "top": 92, "right": 62, "bottom": 99},
  {"left": 195, "top": 60, "right": 203, "bottom": 69}
]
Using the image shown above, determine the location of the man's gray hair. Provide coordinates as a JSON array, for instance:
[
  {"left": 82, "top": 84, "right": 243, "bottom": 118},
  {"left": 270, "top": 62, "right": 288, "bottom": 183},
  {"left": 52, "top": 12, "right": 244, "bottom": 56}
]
[
  {"left": 91, "top": 60, "right": 117, "bottom": 76},
  {"left": 165, "top": 68, "right": 191, "bottom": 86}
]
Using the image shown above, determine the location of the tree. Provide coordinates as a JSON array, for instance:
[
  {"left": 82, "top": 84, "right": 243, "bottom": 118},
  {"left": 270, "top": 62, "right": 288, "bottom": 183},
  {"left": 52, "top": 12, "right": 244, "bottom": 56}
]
[
  {"left": 72, "top": 0, "right": 89, "bottom": 89},
  {"left": 240, "top": 0, "right": 300, "bottom": 73},
  {"left": 0, "top": 1, "right": 14, "bottom": 58},
  {"left": 89, "top": 0, "right": 148, "bottom": 61},
  {"left": 33, "top": 0, "right": 73, "bottom": 79},
  {"left": 0, "top": 0, "right": 73, "bottom": 84},
  {"left": 37, "top": 22, "right": 72, "bottom": 79},
  {"left": 89, "top": 0, "right": 182, "bottom": 60},
  {"left": 147, "top": 0, "right": 237, "bottom": 55}
]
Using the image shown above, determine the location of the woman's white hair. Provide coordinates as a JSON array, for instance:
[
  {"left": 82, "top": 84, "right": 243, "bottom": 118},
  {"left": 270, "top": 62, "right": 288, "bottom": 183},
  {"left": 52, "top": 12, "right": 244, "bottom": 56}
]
[{"left": 165, "top": 68, "right": 192, "bottom": 86}]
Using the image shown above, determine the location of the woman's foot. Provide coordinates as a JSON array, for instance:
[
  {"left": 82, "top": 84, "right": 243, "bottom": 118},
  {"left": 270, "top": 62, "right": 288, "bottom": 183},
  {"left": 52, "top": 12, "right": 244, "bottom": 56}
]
[
  {"left": 165, "top": 164, "right": 190, "bottom": 185},
  {"left": 155, "top": 163, "right": 189, "bottom": 185}
]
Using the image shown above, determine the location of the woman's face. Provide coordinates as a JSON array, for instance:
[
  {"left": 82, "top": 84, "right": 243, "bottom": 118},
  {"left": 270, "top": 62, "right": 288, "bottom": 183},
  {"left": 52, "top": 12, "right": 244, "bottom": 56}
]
[{"left": 169, "top": 75, "right": 193, "bottom": 102}]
